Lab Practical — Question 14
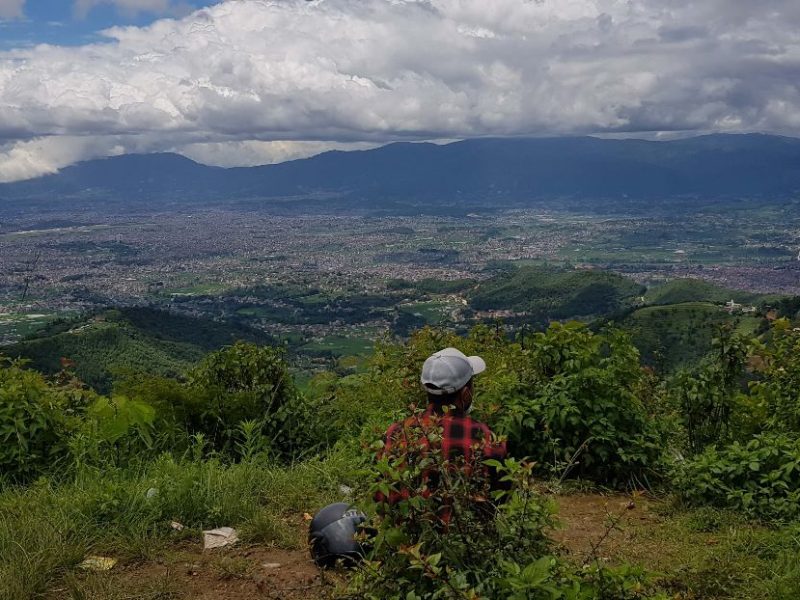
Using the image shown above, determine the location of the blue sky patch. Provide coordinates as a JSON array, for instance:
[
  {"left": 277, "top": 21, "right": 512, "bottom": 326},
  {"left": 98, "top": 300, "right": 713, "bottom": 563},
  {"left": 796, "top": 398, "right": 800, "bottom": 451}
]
[{"left": 0, "top": 0, "right": 218, "bottom": 50}]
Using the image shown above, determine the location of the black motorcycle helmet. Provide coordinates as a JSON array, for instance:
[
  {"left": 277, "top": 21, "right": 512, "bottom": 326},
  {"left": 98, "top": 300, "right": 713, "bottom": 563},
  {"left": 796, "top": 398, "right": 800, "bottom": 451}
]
[{"left": 308, "top": 502, "right": 367, "bottom": 568}]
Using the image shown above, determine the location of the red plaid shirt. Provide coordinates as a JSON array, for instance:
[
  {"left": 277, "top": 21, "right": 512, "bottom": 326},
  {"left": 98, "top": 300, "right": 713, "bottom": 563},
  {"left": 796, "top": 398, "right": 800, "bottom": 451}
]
[{"left": 375, "top": 405, "right": 507, "bottom": 511}]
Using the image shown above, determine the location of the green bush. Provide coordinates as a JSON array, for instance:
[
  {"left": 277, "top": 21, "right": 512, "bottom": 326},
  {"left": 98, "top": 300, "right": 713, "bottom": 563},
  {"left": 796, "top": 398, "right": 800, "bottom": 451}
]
[
  {"left": 0, "top": 358, "right": 84, "bottom": 482},
  {"left": 350, "top": 413, "right": 663, "bottom": 599},
  {"left": 747, "top": 320, "right": 800, "bottom": 433},
  {"left": 186, "top": 342, "right": 321, "bottom": 457},
  {"left": 670, "top": 327, "right": 750, "bottom": 454},
  {"left": 674, "top": 433, "right": 800, "bottom": 521},
  {"left": 326, "top": 323, "right": 666, "bottom": 487},
  {"left": 494, "top": 323, "right": 664, "bottom": 486}
]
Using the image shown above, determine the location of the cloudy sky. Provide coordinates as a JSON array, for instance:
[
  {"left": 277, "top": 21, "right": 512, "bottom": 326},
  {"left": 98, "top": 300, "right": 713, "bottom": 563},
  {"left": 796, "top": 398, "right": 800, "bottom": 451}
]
[{"left": 1, "top": 0, "right": 800, "bottom": 182}]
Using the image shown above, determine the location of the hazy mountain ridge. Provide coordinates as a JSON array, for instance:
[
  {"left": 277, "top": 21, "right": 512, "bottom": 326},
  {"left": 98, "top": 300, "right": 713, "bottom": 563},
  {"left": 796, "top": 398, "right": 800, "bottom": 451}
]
[{"left": 3, "top": 134, "right": 800, "bottom": 204}]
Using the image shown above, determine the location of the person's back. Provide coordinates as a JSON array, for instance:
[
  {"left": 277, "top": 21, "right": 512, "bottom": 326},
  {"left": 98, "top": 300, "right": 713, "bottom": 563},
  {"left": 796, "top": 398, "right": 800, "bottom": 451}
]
[{"left": 375, "top": 348, "right": 507, "bottom": 518}]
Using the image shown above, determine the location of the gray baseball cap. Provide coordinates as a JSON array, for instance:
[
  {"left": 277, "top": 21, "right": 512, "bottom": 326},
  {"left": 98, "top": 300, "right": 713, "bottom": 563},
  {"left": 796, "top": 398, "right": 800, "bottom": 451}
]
[{"left": 420, "top": 347, "right": 486, "bottom": 395}]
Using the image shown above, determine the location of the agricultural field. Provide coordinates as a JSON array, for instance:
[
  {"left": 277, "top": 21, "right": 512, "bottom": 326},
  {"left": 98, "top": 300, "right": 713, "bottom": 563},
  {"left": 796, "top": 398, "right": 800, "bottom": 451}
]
[
  {"left": 0, "top": 311, "right": 54, "bottom": 343},
  {"left": 300, "top": 334, "right": 375, "bottom": 357}
]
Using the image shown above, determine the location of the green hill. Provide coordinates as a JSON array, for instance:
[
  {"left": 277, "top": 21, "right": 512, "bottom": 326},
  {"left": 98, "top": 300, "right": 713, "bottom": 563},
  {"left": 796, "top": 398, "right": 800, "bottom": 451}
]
[
  {"left": 7, "top": 307, "right": 273, "bottom": 393},
  {"left": 620, "top": 302, "right": 763, "bottom": 370},
  {"left": 470, "top": 266, "right": 644, "bottom": 321},
  {"left": 645, "top": 278, "right": 764, "bottom": 306}
]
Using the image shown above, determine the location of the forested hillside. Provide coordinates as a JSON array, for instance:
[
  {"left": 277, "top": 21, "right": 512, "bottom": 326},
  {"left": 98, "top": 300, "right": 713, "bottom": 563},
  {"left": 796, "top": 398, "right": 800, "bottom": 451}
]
[
  {"left": 644, "top": 278, "right": 766, "bottom": 306},
  {"left": 7, "top": 307, "right": 272, "bottom": 393},
  {"left": 470, "top": 266, "right": 645, "bottom": 320}
]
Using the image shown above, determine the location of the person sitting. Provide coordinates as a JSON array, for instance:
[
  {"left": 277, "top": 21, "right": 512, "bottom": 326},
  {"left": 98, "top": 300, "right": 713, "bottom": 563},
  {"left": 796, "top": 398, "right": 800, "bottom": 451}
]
[{"left": 375, "top": 347, "right": 508, "bottom": 523}]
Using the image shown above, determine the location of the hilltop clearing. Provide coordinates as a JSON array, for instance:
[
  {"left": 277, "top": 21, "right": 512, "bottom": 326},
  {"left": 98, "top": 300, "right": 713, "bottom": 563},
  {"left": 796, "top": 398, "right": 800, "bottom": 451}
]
[{"left": 39, "top": 492, "right": 800, "bottom": 600}]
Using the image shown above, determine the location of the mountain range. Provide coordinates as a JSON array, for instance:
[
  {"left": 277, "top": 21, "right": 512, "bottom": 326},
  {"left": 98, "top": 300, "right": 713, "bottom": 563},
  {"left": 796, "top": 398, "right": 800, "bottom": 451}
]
[{"left": 2, "top": 134, "right": 800, "bottom": 206}]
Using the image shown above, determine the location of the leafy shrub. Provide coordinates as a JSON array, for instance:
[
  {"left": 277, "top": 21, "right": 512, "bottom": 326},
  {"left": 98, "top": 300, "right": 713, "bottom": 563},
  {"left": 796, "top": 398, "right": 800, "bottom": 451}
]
[
  {"left": 68, "top": 395, "right": 158, "bottom": 470},
  {"left": 186, "top": 342, "right": 320, "bottom": 457},
  {"left": 329, "top": 323, "right": 666, "bottom": 487},
  {"left": 350, "top": 414, "right": 663, "bottom": 599},
  {"left": 747, "top": 320, "right": 800, "bottom": 433},
  {"left": 670, "top": 327, "right": 750, "bottom": 454},
  {"left": 674, "top": 433, "right": 800, "bottom": 521},
  {"left": 0, "top": 358, "right": 85, "bottom": 482},
  {"left": 494, "top": 323, "right": 664, "bottom": 486}
]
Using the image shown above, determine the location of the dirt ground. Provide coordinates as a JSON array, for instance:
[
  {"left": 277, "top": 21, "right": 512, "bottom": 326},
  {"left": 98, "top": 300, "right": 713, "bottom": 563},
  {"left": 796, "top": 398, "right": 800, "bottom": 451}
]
[
  {"left": 551, "top": 491, "right": 664, "bottom": 563},
  {"left": 48, "top": 543, "right": 339, "bottom": 600},
  {"left": 49, "top": 493, "right": 666, "bottom": 600}
]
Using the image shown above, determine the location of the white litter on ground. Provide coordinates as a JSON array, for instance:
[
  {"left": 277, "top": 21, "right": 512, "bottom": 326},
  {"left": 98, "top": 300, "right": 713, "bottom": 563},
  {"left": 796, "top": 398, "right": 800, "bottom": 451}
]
[{"left": 202, "top": 526, "right": 239, "bottom": 550}]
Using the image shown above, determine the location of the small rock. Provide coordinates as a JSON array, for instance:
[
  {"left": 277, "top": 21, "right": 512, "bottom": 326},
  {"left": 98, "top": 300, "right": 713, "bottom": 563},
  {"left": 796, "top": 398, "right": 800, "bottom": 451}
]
[
  {"left": 187, "top": 563, "right": 201, "bottom": 576},
  {"left": 262, "top": 562, "right": 281, "bottom": 569},
  {"left": 170, "top": 521, "right": 184, "bottom": 531}
]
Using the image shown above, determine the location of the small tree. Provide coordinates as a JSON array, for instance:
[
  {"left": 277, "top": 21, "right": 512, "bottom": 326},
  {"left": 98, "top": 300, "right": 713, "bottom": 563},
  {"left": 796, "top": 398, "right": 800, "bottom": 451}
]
[{"left": 671, "top": 325, "right": 750, "bottom": 454}]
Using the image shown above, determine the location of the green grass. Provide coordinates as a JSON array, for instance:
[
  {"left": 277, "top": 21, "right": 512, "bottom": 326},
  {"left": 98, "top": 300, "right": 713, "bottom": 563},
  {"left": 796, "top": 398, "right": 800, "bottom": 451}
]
[
  {"left": 600, "top": 503, "right": 800, "bottom": 600},
  {"left": 0, "top": 453, "right": 353, "bottom": 600}
]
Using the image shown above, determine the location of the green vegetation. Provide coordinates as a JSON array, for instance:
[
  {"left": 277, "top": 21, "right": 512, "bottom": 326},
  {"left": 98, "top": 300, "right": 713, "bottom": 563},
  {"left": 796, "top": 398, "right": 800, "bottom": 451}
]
[
  {"left": 6, "top": 307, "right": 273, "bottom": 393},
  {"left": 0, "top": 454, "right": 347, "bottom": 600},
  {"left": 6, "top": 309, "right": 800, "bottom": 598},
  {"left": 471, "top": 266, "right": 645, "bottom": 321},
  {"left": 301, "top": 334, "right": 375, "bottom": 357},
  {"left": 0, "top": 311, "right": 56, "bottom": 340},
  {"left": 644, "top": 278, "right": 764, "bottom": 306},
  {"left": 620, "top": 302, "right": 762, "bottom": 370},
  {"left": 359, "top": 442, "right": 654, "bottom": 599},
  {"left": 398, "top": 300, "right": 452, "bottom": 324}
]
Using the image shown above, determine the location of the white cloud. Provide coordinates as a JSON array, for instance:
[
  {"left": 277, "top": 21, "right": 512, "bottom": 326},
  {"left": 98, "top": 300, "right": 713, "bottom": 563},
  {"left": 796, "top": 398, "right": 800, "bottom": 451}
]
[
  {"left": 0, "top": 0, "right": 25, "bottom": 19},
  {"left": 0, "top": 136, "right": 122, "bottom": 182},
  {"left": 3, "top": 0, "right": 800, "bottom": 180},
  {"left": 177, "top": 140, "right": 379, "bottom": 167}
]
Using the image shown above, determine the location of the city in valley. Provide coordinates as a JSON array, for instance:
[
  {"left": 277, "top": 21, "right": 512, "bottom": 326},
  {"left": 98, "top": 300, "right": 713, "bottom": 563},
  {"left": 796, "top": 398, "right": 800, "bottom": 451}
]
[{"left": 2, "top": 201, "right": 798, "bottom": 358}]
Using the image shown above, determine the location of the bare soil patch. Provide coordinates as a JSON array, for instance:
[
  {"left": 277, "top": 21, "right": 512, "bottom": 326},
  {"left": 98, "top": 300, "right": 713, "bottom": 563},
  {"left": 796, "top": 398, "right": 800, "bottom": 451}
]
[{"left": 48, "top": 543, "right": 341, "bottom": 600}]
